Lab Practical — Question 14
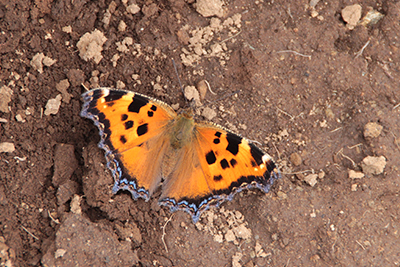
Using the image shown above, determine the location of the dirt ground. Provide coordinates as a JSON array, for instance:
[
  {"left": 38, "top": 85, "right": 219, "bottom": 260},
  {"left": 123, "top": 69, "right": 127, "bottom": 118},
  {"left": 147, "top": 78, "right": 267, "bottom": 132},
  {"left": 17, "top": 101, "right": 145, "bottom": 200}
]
[{"left": 1, "top": 0, "right": 399, "bottom": 266}]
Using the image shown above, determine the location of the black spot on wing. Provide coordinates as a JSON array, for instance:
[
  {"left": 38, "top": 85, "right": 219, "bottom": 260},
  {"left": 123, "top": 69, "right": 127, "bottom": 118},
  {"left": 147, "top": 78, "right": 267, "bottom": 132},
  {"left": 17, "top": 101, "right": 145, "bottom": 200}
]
[
  {"left": 148, "top": 111, "right": 154, "bottom": 117},
  {"left": 206, "top": 151, "right": 217, "bottom": 165},
  {"left": 120, "top": 135, "right": 127, "bottom": 144},
  {"left": 220, "top": 159, "right": 229, "bottom": 169},
  {"left": 251, "top": 159, "right": 257, "bottom": 167},
  {"left": 124, "top": 120, "right": 134, "bottom": 130},
  {"left": 150, "top": 105, "right": 157, "bottom": 111},
  {"left": 250, "top": 143, "right": 264, "bottom": 165},
  {"left": 121, "top": 114, "right": 128, "bottom": 121},
  {"left": 215, "top": 131, "right": 222, "bottom": 137},
  {"left": 128, "top": 94, "right": 149, "bottom": 113},
  {"left": 213, "top": 138, "right": 220, "bottom": 144},
  {"left": 137, "top": 123, "right": 148, "bottom": 136},
  {"left": 213, "top": 175, "right": 223, "bottom": 182},
  {"left": 86, "top": 106, "right": 100, "bottom": 116},
  {"left": 106, "top": 102, "right": 115, "bottom": 107},
  {"left": 226, "top": 133, "right": 242, "bottom": 156},
  {"left": 105, "top": 91, "right": 126, "bottom": 102},
  {"left": 230, "top": 158, "right": 237, "bottom": 168}
]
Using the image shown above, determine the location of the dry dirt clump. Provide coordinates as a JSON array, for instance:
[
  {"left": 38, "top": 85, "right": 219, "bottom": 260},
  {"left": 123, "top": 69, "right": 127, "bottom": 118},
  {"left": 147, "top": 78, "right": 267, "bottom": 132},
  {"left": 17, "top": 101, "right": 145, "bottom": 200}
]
[
  {"left": 179, "top": 14, "right": 242, "bottom": 68},
  {"left": 196, "top": 207, "right": 252, "bottom": 245},
  {"left": 30, "top": 53, "right": 57, "bottom": 73},
  {"left": 76, "top": 29, "right": 107, "bottom": 64},
  {"left": 195, "top": 0, "right": 224, "bottom": 18}
]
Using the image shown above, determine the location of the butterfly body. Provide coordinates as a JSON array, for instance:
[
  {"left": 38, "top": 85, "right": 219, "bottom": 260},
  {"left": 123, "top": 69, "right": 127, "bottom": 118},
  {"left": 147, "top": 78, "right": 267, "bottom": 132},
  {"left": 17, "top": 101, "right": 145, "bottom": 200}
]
[
  {"left": 81, "top": 88, "right": 280, "bottom": 222},
  {"left": 169, "top": 109, "right": 195, "bottom": 149}
]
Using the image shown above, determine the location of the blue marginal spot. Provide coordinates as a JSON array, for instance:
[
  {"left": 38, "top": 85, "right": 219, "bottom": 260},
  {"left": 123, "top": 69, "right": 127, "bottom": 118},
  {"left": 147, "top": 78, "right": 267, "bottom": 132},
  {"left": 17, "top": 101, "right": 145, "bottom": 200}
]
[
  {"left": 159, "top": 195, "right": 222, "bottom": 223},
  {"left": 159, "top": 168, "right": 281, "bottom": 223}
]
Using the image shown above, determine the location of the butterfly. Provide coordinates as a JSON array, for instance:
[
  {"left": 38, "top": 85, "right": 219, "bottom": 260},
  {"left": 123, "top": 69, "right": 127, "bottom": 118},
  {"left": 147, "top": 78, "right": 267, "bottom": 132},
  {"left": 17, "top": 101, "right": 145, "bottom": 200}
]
[{"left": 81, "top": 88, "right": 280, "bottom": 223}]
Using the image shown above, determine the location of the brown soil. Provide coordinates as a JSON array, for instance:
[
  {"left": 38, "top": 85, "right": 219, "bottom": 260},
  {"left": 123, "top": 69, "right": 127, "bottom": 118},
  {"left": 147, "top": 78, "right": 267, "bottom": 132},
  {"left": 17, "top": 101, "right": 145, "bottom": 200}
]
[{"left": 1, "top": 0, "right": 399, "bottom": 266}]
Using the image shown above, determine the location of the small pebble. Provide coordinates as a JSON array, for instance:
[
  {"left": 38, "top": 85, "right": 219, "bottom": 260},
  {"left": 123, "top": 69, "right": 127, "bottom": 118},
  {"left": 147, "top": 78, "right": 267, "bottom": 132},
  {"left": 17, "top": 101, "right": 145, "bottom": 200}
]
[
  {"left": 277, "top": 191, "right": 287, "bottom": 200},
  {"left": 202, "top": 107, "right": 217, "bottom": 120},
  {"left": 348, "top": 170, "right": 365, "bottom": 179},
  {"left": 126, "top": 4, "right": 140, "bottom": 14},
  {"left": 197, "top": 80, "right": 209, "bottom": 100},
  {"left": 351, "top": 184, "right": 358, "bottom": 191},
  {"left": 196, "top": 0, "right": 224, "bottom": 17},
  {"left": 361, "top": 156, "right": 386, "bottom": 175},
  {"left": 184, "top": 86, "right": 201, "bottom": 106},
  {"left": 290, "top": 152, "right": 302, "bottom": 166},
  {"left": 341, "top": 4, "right": 362, "bottom": 29},
  {"left": 304, "top": 174, "right": 318, "bottom": 187},
  {"left": 118, "top": 20, "right": 127, "bottom": 32},
  {"left": 44, "top": 94, "right": 62, "bottom": 116},
  {"left": 15, "top": 114, "right": 25, "bottom": 122},
  {"left": 0, "top": 142, "right": 15, "bottom": 153},
  {"left": 364, "top": 122, "right": 383, "bottom": 139}
]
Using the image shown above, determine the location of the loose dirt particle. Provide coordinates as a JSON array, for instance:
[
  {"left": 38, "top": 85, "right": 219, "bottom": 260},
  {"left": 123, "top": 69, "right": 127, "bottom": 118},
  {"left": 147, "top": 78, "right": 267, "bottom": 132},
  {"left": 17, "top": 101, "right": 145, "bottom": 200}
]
[
  {"left": 184, "top": 86, "right": 201, "bottom": 106},
  {"left": 290, "top": 152, "right": 302, "bottom": 166},
  {"left": 196, "top": 0, "right": 224, "bottom": 17},
  {"left": 348, "top": 170, "right": 365, "bottom": 179},
  {"left": 0, "top": 237, "right": 13, "bottom": 266},
  {"left": 62, "top": 25, "right": 72, "bottom": 33},
  {"left": 44, "top": 94, "right": 62, "bottom": 116},
  {"left": 70, "top": 195, "right": 82, "bottom": 215},
  {"left": 118, "top": 20, "right": 127, "bottom": 32},
  {"left": 202, "top": 107, "right": 216, "bottom": 120},
  {"left": 361, "top": 156, "right": 386, "bottom": 175},
  {"left": 0, "top": 142, "right": 15, "bottom": 153},
  {"left": 126, "top": 4, "right": 140, "bottom": 14},
  {"left": 364, "top": 122, "right": 383, "bottom": 139},
  {"left": 142, "top": 3, "right": 158, "bottom": 17},
  {"left": 76, "top": 29, "right": 107, "bottom": 64},
  {"left": 56, "top": 79, "right": 72, "bottom": 103},
  {"left": 359, "top": 9, "right": 384, "bottom": 27},
  {"left": 197, "top": 80, "right": 209, "bottom": 100},
  {"left": 0, "top": 86, "right": 13, "bottom": 113},
  {"left": 304, "top": 174, "right": 318, "bottom": 187},
  {"left": 341, "top": 4, "right": 362, "bottom": 30},
  {"left": 30, "top": 53, "right": 57, "bottom": 73}
]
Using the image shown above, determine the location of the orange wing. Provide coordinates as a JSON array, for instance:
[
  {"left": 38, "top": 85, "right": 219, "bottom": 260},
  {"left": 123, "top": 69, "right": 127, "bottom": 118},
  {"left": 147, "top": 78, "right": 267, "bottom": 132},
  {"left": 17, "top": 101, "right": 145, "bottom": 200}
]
[
  {"left": 82, "top": 88, "right": 280, "bottom": 223},
  {"left": 159, "top": 121, "right": 280, "bottom": 222},
  {"left": 81, "top": 88, "right": 176, "bottom": 200}
]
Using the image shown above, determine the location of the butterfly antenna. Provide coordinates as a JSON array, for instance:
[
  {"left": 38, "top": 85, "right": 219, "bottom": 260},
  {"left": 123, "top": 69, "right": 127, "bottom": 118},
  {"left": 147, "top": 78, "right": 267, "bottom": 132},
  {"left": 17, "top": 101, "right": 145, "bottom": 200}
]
[
  {"left": 172, "top": 59, "right": 185, "bottom": 96},
  {"left": 203, "top": 89, "right": 242, "bottom": 107}
]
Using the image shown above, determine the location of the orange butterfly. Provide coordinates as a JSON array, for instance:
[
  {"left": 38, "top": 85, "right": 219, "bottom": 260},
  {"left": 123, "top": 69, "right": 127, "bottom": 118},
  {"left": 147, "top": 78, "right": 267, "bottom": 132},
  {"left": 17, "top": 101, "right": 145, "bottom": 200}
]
[{"left": 81, "top": 88, "right": 280, "bottom": 222}]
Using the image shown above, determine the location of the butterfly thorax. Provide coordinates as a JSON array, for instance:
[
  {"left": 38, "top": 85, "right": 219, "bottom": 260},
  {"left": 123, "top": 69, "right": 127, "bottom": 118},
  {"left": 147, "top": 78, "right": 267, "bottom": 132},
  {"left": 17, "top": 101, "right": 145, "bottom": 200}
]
[{"left": 170, "top": 108, "right": 195, "bottom": 150}]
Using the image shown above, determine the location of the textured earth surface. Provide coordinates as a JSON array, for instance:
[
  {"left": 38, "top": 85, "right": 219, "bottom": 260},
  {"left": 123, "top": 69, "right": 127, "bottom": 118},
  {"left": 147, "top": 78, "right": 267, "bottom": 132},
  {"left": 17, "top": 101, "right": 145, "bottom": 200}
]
[{"left": 1, "top": 0, "right": 399, "bottom": 266}]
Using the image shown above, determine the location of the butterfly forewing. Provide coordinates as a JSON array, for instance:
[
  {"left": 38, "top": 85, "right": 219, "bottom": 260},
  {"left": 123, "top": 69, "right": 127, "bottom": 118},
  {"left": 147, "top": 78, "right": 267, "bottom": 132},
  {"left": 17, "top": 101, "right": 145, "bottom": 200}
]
[{"left": 81, "top": 88, "right": 176, "bottom": 198}]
